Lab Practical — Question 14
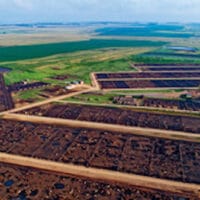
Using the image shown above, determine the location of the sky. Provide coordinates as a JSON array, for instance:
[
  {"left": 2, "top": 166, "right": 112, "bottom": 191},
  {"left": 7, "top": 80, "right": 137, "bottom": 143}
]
[{"left": 0, "top": 0, "right": 200, "bottom": 24}]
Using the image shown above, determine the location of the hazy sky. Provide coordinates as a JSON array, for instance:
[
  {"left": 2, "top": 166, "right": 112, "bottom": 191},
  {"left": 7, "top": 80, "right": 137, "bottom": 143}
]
[{"left": 0, "top": 0, "right": 200, "bottom": 24}]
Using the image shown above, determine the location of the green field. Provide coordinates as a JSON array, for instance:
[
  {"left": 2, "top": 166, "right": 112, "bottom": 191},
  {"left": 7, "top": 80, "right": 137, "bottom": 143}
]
[
  {"left": 2, "top": 47, "right": 154, "bottom": 85},
  {"left": 0, "top": 39, "right": 166, "bottom": 62},
  {"left": 3, "top": 45, "right": 200, "bottom": 87},
  {"left": 67, "top": 92, "right": 114, "bottom": 104},
  {"left": 15, "top": 88, "right": 44, "bottom": 101}
]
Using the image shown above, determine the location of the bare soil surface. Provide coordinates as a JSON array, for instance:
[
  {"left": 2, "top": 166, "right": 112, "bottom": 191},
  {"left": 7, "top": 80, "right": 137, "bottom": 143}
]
[
  {"left": 0, "top": 162, "right": 196, "bottom": 200},
  {"left": 19, "top": 103, "right": 200, "bottom": 134},
  {"left": 1, "top": 119, "right": 200, "bottom": 185}
]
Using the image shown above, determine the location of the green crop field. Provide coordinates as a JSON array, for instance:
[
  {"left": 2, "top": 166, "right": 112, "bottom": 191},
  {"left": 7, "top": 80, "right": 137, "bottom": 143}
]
[
  {"left": 2, "top": 47, "right": 155, "bottom": 85},
  {"left": 0, "top": 39, "right": 166, "bottom": 62}
]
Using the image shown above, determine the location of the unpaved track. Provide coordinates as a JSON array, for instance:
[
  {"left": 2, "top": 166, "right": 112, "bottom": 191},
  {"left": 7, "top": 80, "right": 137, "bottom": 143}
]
[
  {"left": 0, "top": 153, "right": 199, "bottom": 198},
  {"left": 90, "top": 72, "right": 100, "bottom": 89},
  {"left": 2, "top": 113, "right": 200, "bottom": 143},
  {"left": 0, "top": 87, "right": 97, "bottom": 115}
]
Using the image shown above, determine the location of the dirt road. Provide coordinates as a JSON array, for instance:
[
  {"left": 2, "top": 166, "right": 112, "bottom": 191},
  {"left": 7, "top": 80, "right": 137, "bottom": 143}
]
[
  {"left": 0, "top": 87, "right": 97, "bottom": 115},
  {"left": 0, "top": 153, "right": 199, "bottom": 198},
  {"left": 90, "top": 72, "right": 100, "bottom": 89},
  {"left": 2, "top": 113, "right": 199, "bottom": 143}
]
